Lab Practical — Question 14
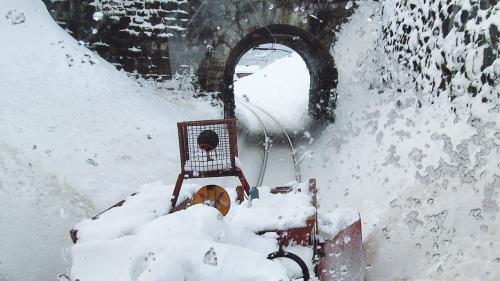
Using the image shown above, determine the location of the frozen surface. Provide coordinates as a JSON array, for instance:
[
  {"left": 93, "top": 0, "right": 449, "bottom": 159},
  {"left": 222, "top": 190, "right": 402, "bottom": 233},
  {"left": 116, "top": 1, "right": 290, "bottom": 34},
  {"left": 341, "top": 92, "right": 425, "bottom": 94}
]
[
  {"left": 74, "top": 182, "right": 199, "bottom": 243},
  {"left": 235, "top": 64, "right": 261, "bottom": 75}
]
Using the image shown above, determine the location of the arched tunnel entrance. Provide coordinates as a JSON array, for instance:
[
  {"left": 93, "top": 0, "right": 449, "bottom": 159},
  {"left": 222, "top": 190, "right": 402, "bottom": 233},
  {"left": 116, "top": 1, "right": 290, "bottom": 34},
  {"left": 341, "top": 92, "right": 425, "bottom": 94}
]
[
  {"left": 233, "top": 43, "right": 311, "bottom": 129},
  {"left": 198, "top": 24, "right": 338, "bottom": 123}
]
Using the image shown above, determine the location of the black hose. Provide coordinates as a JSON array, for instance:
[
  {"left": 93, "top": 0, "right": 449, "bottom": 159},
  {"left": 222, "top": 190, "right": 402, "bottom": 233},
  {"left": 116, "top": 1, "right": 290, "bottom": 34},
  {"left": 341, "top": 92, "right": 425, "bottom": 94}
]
[{"left": 267, "top": 251, "right": 310, "bottom": 281}]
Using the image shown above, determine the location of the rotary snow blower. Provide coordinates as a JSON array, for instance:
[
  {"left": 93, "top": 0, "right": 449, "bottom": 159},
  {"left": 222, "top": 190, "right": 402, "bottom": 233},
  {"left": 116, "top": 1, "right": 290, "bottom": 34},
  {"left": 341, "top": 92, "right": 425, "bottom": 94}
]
[{"left": 70, "top": 118, "right": 364, "bottom": 281}]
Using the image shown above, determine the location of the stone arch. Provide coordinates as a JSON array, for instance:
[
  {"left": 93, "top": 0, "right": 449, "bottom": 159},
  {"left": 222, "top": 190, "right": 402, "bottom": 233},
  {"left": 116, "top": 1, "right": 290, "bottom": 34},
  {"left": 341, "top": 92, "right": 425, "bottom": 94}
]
[
  {"left": 195, "top": 1, "right": 352, "bottom": 122},
  {"left": 224, "top": 24, "right": 337, "bottom": 121},
  {"left": 43, "top": 0, "right": 354, "bottom": 117}
]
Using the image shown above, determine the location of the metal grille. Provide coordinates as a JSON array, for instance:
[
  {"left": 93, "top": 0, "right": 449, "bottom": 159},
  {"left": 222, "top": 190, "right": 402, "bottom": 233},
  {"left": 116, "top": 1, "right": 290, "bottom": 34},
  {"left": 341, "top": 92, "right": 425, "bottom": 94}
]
[{"left": 178, "top": 119, "right": 237, "bottom": 175}]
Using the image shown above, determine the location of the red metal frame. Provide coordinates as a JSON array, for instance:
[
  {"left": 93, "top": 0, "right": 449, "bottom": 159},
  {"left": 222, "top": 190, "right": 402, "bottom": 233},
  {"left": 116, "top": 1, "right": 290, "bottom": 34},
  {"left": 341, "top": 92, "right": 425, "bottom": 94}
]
[
  {"left": 318, "top": 219, "right": 364, "bottom": 281},
  {"left": 177, "top": 118, "right": 239, "bottom": 176},
  {"left": 170, "top": 118, "right": 251, "bottom": 211},
  {"left": 256, "top": 179, "right": 364, "bottom": 280},
  {"left": 254, "top": 179, "right": 318, "bottom": 253}
]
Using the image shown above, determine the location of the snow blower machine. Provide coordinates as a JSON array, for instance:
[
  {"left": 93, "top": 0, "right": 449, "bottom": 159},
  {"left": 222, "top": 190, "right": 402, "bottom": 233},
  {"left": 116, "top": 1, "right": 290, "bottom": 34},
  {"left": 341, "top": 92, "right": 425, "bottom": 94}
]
[{"left": 70, "top": 118, "right": 364, "bottom": 281}]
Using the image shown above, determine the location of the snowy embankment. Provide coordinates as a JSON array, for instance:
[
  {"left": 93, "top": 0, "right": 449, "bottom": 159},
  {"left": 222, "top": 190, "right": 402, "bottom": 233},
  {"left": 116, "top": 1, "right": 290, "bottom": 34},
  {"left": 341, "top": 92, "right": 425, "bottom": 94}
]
[
  {"left": 0, "top": 0, "right": 217, "bottom": 280},
  {"left": 302, "top": 1, "right": 499, "bottom": 281}
]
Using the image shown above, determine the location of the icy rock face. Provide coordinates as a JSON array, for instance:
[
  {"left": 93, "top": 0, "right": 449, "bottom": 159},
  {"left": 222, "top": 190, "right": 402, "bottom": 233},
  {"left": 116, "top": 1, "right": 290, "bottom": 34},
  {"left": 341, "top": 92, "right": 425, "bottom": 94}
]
[
  {"left": 380, "top": 0, "right": 499, "bottom": 104},
  {"left": 5, "top": 9, "right": 25, "bottom": 24}
]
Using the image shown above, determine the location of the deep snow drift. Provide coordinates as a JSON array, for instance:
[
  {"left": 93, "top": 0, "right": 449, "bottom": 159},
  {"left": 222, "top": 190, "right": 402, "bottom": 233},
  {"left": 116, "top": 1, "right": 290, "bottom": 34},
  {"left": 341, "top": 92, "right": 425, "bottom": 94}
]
[{"left": 0, "top": 1, "right": 217, "bottom": 280}]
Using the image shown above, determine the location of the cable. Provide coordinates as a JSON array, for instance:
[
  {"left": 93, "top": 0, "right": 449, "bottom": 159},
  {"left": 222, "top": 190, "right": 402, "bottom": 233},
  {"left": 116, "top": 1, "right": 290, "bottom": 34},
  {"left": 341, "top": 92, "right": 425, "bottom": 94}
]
[
  {"left": 235, "top": 101, "right": 270, "bottom": 187},
  {"left": 236, "top": 98, "right": 302, "bottom": 184},
  {"left": 243, "top": 101, "right": 302, "bottom": 183}
]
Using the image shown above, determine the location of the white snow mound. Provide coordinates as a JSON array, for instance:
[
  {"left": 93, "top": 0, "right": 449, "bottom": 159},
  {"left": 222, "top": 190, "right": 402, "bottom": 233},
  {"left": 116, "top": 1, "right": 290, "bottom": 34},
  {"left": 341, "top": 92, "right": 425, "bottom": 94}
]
[
  {"left": 71, "top": 182, "right": 319, "bottom": 281},
  {"left": 0, "top": 0, "right": 217, "bottom": 280}
]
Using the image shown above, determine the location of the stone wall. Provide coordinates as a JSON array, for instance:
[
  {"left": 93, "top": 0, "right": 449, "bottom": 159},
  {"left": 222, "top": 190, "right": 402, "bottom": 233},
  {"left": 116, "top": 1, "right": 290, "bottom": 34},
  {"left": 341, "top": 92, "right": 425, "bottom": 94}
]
[
  {"left": 42, "top": 0, "right": 353, "bottom": 121},
  {"left": 168, "top": 0, "right": 353, "bottom": 120},
  {"left": 42, "top": 0, "right": 191, "bottom": 80},
  {"left": 42, "top": 0, "right": 352, "bottom": 83},
  {"left": 381, "top": 0, "right": 499, "bottom": 104}
]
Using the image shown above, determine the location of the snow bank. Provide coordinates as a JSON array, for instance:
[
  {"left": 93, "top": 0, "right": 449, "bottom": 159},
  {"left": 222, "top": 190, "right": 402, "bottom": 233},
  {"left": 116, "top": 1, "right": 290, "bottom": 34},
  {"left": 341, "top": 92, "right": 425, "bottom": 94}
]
[
  {"left": 0, "top": 0, "right": 217, "bottom": 279},
  {"left": 73, "top": 182, "right": 198, "bottom": 243},
  {"left": 71, "top": 182, "right": 316, "bottom": 281},
  {"left": 0, "top": 0, "right": 217, "bottom": 207},
  {"left": 301, "top": 1, "right": 499, "bottom": 280}
]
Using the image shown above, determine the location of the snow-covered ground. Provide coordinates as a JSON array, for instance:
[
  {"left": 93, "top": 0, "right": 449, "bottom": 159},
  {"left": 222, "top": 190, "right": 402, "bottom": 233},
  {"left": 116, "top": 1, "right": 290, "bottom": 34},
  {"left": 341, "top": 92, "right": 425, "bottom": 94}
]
[
  {"left": 234, "top": 52, "right": 310, "bottom": 132},
  {"left": 1, "top": 0, "right": 498, "bottom": 281},
  {"left": 0, "top": 1, "right": 218, "bottom": 280}
]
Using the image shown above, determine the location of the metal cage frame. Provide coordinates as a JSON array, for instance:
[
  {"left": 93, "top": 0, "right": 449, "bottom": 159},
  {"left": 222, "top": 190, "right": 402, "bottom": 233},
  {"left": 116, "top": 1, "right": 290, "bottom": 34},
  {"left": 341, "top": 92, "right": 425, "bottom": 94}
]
[{"left": 170, "top": 118, "right": 250, "bottom": 211}]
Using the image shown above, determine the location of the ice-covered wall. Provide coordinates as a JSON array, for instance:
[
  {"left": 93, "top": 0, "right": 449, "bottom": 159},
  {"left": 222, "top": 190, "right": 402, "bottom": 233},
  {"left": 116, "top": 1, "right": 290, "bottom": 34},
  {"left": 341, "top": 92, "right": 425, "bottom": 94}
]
[{"left": 380, "top": 0, "right": 499, "bottom": 105}]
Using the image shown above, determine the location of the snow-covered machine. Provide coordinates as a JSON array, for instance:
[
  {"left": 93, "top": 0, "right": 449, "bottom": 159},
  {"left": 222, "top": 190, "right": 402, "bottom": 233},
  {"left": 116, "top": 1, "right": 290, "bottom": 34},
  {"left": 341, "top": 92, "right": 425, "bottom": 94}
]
[{"left": 69, "top": 119, "right": 364, "bottom": 281}]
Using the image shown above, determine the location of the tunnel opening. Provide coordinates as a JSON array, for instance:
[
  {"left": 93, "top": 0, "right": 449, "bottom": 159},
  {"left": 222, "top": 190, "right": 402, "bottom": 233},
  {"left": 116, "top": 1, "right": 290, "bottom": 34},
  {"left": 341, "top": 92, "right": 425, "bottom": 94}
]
[
  {"left": 233, "top": 43, "right": 311, "bottom": 130},
  {"left": 220, "top": 24, "right": 338, "bottom": 124}
]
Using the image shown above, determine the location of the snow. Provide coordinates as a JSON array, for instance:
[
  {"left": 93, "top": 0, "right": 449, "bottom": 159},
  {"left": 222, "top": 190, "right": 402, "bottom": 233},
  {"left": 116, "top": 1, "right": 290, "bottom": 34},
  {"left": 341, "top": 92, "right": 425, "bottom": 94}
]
[
  {"left": 381, "top": 0, "right": 499, "bottom": 102},
  {"left": 318, "top": 208, "right": 360, "bottom": 240},
  {"left": 227, "top": 185, "right": 316, "bottom": 232},
  {"left": 235, "top": 64, "right": 260, "bottom": 74},
  {"left": 73, "top": 182, "right": 198, "bottom": 243},
  {"left": 0, "top": 0, "right": 217, "bottom": 280},
  {"left": 0, "top": 0, "right": 218, "bottom": 209},
  {"left": 234, "top": 52, "right": 311, "bottom": 132},
  {"left": 70, "top": 182, "right": 317, "bottom": 281}
]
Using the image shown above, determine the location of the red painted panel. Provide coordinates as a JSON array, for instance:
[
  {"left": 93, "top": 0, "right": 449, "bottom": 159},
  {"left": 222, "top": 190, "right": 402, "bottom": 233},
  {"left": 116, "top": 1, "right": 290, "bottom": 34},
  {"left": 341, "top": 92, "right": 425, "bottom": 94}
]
[{"left": 319, "top": 219, "right": 364, "bottom": 281}]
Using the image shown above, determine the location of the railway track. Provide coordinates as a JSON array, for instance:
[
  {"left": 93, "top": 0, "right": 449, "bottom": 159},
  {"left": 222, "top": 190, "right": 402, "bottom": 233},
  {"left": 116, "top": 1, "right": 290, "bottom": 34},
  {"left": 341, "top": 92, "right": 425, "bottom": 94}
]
[{"left": 236, "top": 98, "right": 302, "bottom": 187}]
